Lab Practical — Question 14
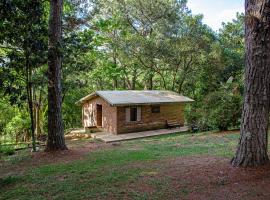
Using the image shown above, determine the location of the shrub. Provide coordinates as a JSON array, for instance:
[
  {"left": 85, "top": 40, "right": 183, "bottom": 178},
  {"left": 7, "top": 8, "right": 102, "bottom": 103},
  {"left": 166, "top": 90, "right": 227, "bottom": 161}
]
[
  {"left": 185, "top": 85, "right": 242, "bottom": 131},
  {"left": 204, "top": 90, "right": 242, "bottom": 131},
  {"left": 185, "top": 105, "right": 211, "bottom": 132},
  {"left": 3, "top": 112, "right": 30, "bottom": 143},
  {"left": 0, "top": 145, "right": 15, "bottom": 155}
]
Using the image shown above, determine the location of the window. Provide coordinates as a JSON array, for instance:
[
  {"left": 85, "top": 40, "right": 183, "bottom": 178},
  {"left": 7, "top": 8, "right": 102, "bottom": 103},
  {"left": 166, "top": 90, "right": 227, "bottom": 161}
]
[
  {"left": 130, "top": 107, "right": 137, "bottom": 121},
  {"left": 151, "top": 105, "right": 160, "bottom": 113},
  {"left": 125, "top": 107, "right": 141, "bottom": 122}
]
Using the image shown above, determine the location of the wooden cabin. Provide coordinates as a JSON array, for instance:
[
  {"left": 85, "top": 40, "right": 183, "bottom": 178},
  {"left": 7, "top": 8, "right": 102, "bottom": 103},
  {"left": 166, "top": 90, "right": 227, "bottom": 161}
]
[{"left": 77, "top": 90, "right": 194, "bottom": 134}]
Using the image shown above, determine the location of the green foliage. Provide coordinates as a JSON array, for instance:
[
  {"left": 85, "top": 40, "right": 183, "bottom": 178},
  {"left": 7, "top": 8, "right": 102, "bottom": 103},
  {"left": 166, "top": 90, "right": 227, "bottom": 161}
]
[
  {"left": 204, "top": 88, "right": 242, "bottom": 131},
  {"left": 185, "top": 13, "right": 244, "bottom": 131},
  {"left": 0, "top": 145, "right": 15, "bottom": 155},
  {"left": 0, "top": 98, "right": 17, "bottom": 134},
  {"left": 0, "top": 0, "right": 48, "bottom": 148},
  {"left": 4, "top": 111, "right": 30, "bottom": 142},
  {"left": 0, "top": 0, "right": 245, "bottom": 142},
  {"left": 0, "top": 98, "right": 31, "bottom": 144},
  {"left": 186, "top": 76, "right": 243, "bottom": 131}
]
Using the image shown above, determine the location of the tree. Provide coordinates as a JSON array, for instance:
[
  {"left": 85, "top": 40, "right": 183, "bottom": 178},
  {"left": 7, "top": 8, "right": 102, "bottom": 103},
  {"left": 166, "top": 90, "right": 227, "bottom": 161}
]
[
  {"left": 46, "top": 0, "right": 67, "bottom": 151},
  {"left": 0, "top": 0, "right": 248, "bottom": 143},
  {"left": 0, "top": 0, "right": 48, "bottom": 151},
  {"left": 219, "top": 13, "right": 245, "bottom": 83},
  {"left": 231, "top": 0, "right": 270, "bottom": 167}
]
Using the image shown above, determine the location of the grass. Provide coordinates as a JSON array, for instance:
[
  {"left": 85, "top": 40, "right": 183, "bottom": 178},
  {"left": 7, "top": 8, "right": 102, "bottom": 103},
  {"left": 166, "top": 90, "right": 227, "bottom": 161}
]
[{"left": 0, "top": 131, "right": 240, "bottom": 200}]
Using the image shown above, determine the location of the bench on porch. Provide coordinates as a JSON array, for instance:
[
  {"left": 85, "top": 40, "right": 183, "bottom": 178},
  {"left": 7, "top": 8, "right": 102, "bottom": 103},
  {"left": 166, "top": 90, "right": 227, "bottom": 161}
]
[{"left": 166, "top": 120, "right": 181, "bottom": 129}]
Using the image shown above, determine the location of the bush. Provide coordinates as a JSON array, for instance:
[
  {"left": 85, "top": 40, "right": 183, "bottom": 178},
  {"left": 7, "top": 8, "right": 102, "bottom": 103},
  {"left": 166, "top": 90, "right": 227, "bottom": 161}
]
[
  {"left": 0, "top": 145, "right": 15, "bottom": 155},
  {"left": 185, "top": 105, "right": 211, "bottom": 132},
  {"left": 3, "top": 112, "right": 30, "bottom": 143},
  {"left": 185, "top": 86, "right": 242, "bottom": 131},
  {"left": 204, "top": 90, "right": 242, "bottom": 131}
]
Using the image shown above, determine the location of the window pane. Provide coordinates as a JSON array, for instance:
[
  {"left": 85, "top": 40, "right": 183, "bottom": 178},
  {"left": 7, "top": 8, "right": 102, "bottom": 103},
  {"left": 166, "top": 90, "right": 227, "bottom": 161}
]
[
  {"left": 130, "top": 107, "right": 137, "bottom": 121},
  {"left": 151, "top": 106, "right": 160, "bottom": 113}
]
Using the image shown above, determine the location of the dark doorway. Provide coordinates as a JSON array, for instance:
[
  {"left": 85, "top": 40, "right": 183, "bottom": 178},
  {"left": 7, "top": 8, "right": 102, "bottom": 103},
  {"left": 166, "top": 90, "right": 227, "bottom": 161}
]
[{"left": 96, "top": 104, "right": 102, "bottom": 127}]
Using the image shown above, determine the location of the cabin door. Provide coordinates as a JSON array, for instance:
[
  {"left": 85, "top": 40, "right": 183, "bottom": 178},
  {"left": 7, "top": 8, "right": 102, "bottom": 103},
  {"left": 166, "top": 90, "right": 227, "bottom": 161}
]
[{"left": 96, "top": 104, "right": 102, "bottom": 127}]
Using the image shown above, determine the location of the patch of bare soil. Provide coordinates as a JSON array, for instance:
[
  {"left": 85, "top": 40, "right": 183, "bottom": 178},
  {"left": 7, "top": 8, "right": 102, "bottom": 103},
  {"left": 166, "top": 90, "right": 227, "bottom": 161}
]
[
  {"left": 126, "top": 156, "right": 270, "bottom": 200},
  {"left": 214, "top": 129, "right": 240, "bottom": 135}
]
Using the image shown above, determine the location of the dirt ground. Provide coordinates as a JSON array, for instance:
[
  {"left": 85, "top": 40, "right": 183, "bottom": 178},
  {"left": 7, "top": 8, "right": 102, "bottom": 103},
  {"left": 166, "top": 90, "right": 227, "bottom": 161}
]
[{"left": 126, "top": 156, "right": 270, "bottom": 200}]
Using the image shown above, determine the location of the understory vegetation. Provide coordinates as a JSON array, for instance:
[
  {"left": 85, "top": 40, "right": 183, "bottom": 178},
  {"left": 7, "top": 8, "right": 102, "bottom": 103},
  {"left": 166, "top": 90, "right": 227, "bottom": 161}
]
[{"left": 0, "top": 0, "right": 244, "bottom": 146}]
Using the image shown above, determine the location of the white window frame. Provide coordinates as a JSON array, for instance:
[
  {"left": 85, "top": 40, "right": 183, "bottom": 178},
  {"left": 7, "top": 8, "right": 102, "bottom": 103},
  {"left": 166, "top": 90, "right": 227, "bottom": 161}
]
[{"left": 125, "top": 106, "right": 141, "bottom": 122}]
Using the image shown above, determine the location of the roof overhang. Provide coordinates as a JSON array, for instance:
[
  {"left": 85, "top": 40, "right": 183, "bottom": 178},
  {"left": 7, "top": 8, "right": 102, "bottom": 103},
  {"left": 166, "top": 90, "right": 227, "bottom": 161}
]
[
  {"left": 110, "top": 101, "right": 194, "bottom": 107},
  {"left": 76, "top": 90, "right": 195, "bottom": 106},
  {"left": 75, "top": 92, "right": 98, "bottom": 105}
]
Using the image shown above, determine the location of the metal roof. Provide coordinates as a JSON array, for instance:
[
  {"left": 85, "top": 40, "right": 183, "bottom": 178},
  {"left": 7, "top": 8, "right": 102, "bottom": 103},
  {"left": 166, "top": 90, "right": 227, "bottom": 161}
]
[{"left": 77, "top": 90, "right": 194, "bottom": 106}]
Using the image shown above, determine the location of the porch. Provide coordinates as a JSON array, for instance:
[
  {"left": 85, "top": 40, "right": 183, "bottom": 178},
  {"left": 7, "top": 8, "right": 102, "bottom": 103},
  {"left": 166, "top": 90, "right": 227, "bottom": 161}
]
[{"left": 90, "top": 126, "right": 189, "bottom": 143}]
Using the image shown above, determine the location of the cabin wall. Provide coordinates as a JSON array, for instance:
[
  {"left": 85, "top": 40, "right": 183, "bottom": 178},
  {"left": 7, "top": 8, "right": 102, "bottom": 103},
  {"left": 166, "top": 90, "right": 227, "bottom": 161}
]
[
  {"left": 82, "top": 97, "right": 117, "bottom": 134},
  {"left": 117, "top": 103, "right": 185, "bottom": 134}
]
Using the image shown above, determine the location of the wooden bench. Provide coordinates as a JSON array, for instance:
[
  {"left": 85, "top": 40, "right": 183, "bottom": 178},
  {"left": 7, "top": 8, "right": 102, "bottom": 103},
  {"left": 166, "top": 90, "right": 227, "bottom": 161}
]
[{"left": 166, "top": 120, "right": 181, "bottom": 129}]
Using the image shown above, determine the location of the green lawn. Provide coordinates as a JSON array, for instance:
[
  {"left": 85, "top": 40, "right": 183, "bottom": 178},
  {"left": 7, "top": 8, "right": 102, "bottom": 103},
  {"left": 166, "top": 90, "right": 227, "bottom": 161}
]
[{"left": 0, "top": 131, "right": 240, "bottom": 200}]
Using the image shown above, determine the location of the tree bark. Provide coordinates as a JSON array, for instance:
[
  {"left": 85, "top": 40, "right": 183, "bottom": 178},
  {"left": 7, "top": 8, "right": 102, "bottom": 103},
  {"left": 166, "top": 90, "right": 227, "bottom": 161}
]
[
  {"left": 147, "top": 72, "right": 153, "bottom": 90},
  {"left": 25, "top": 52, "right": 36, "bottom": 152},
  {"left": 35, "top": 104, "right": 42, "bottom": 137},
  {"left": 113, "top": 78, "right": 118, "bottom": 89},
  {"left": 131, "top": 68, "right": 137, "bottom": 90},
  {"left": 231, "top": 0, "right": 270, "bottom": 167},
  {"left": 35, "top": 89, "right": 43, "bottom": 138},
  {"left": 46, "top": 0, "right": 67, "bottom": 151}
]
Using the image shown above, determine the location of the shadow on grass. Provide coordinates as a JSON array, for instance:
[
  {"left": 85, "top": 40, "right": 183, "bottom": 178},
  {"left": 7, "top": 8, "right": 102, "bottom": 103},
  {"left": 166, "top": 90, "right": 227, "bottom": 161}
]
[{"left": 0, "top": 175, "right": 23, "bottom": 187}]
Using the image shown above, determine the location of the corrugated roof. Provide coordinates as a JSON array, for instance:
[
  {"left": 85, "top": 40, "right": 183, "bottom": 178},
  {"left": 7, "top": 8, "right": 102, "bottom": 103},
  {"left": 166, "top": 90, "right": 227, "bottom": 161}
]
[{"left": 77, "top": 90, "right": 194, "bottom": 106}]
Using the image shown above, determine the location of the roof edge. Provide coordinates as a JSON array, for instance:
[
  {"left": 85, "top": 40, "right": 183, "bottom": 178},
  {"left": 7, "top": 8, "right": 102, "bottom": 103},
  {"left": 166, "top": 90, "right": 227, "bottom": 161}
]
[
  {"left": 95, "top": 91, "right": 115, "bottom": 106},
  {"left": 75, "top": 91, "right": 115, "bottom": 106},
  {"left": 111, "top": 100, "right": 194, "bottom": 107},
  {"left": 75, "top": 92, "right": 97, "bottom": 105},
  {"left": 76, "top": 90, "right": 195, "bottom": 106}
]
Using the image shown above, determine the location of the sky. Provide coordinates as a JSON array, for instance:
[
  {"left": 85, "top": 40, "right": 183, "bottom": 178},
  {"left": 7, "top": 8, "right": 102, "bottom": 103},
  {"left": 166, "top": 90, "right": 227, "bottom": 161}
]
[{"left": 187, "top": 0, "right": 244, "bottom": 31}]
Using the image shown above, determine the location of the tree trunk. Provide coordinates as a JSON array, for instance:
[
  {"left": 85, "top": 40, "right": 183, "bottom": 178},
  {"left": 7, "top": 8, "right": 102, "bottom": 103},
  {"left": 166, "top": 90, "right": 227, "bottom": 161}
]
[
  {"left": 131, "top": 76, "right": 136, "bottom": 90},
  {"left": 25, "top": 52, "right": 36, "bottom": 152},
  {"left": 231, "top": 0, "right": 270, "bottom": 167},
  {"left": 113, "top": 43, "right": 118, "bottom": 90},
  {"left": 46, "top": 0, "right": 67, "bottom": 151},
  {"left": 122, "top": 76, "right": 127, "bottom": 89},
  {"left": 35, "top": 89, "right": 44, "bottom": 138},
  {"left": 177, "top": 78, "right": 184, "bottom": 94},
  {"left": 113, "top": 78, "right": 118, "bottom": 89},
  {"left": 35, "top": 104, "right": 42, "bottom": 138},
  {"left": 147, "top": 73, "right": 153, "bottom": 90}
]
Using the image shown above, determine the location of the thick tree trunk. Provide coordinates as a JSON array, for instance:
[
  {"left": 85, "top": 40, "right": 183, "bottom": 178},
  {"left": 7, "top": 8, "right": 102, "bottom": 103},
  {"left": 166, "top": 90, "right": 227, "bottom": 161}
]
[
  {"left": 231, "top": 0, "right": 270, "bottom": 167},
  {"left": 46, "top": 0, "right": 67, "bottom": 151}
]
